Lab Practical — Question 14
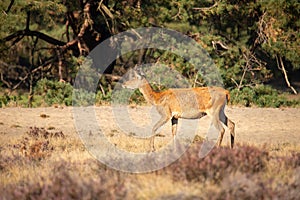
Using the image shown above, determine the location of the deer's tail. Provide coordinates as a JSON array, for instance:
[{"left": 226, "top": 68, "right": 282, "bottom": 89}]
[{"left": 225, "top": 90, "right": 230, "bottom": 104}]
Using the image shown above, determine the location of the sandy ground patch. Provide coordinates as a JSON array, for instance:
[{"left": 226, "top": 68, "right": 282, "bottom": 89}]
[{"left": 1, "top": 106, "right": 299, "bottom": 148}]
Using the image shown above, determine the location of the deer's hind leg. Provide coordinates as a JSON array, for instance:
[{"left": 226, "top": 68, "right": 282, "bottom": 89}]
[
  {"left": 207, "top": 103, "right": 226, "bottom": 147},
  {"left": 205, "top": 110, "right": 222, "bottom": 147},
  {"left": 219, "top": 105, "right": 235, "bottom": 148},
  {"left": 227, "top": 119, "right": 235, "bottom": 148}
]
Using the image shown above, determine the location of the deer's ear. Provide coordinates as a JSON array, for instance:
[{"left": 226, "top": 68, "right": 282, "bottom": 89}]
[
  {"left": 139, "top": 68, "right": 146, "bottom": 77},
  {"left": 133, "top": 69, "right": 139, "bottom": 77},
  {"left": 133, "top": 66, "right": 145, "bottom": 79},
  {"left": 137, "top": 67, "right": 146, "bottom": 77},
  {"left": 133, "top": 65, "right": 139, "bottom": 71}
]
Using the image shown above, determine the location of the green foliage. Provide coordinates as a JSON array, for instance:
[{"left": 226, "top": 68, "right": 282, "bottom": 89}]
[
  {"left": 230, "top": 85, "right": 299, "bottom": 107},
  {"left": 0, "top": 90, "right": 31, "bottom": 107},
  {"left": 111, "top": 88, "right": 145, "bottom": 105},
  {"left": 1, "top": 0, "right": 300, "bottom": 107},
  {"left": 34, "top": 78, "right": 73, "bottom": 106},
  {"left": 259, "top": 0, "right": 300, "bottom": 68},
  {"left": 72, "top": 89, "right": 97, "bottom": 106},
  {"left": 34, "top": 78, "right": 118, "bottom": 106},
  {"left": 0, "top": 93, "right": 11, "bottom": 107},
  {"left": 95, "top": 90, "right": 112, "bottom": 104}
]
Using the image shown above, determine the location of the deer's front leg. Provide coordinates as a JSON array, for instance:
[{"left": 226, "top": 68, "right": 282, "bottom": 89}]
[
  {"left": 151, "top": 116, "right": 169, "bottom": 151},
  {"left": 171, "top": 117, "right": 178, "bottom": 138}
]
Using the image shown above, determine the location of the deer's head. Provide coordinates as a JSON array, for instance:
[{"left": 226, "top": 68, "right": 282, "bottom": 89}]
[{"left": 122, "top": 68, "right": 146, "bottom": 89}]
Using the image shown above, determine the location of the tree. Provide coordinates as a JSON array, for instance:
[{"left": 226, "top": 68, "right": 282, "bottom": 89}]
[
  {"left": 0, "top": 0, "right": 120, "bottom": 90},
  {"left": 0, "top": 0, "right": 299, "bottom": 99},
  {"left": 256, "top": 0, "right": 300, "bottom": 94}
]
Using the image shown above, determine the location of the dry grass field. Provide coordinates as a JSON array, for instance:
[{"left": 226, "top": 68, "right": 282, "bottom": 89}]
[{"left": 0, "top": 106, "right": 300, "bottom": 199}]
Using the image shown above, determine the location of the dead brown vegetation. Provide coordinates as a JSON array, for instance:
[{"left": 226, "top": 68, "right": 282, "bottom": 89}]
[{"left": 0, "top": 107, "right": 300, "bottom": 199}]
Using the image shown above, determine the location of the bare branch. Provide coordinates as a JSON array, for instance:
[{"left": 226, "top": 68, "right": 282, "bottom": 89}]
[
  {"left": 97, "top": 1, "right": 116, "bottom": 34},
  {"left": 212, "top": 41, "right": 229, "bottom": 50},
  {"left": 62, "top": 19, "right": 70, "bottom": 42},
  {"left": 66, "top": 11, "right": 79, "bottom": 36},
  {"left": 2, "top": 30, "right": 66, "bottom": 46},
  {"left": 76, "top": 2, "right": 94, "bottom": 55},
  {"left": 193, "top": 2, "right": 218, "bottom": 11},
  {"left": 61, "top": 39, "right": 78, "bottom": 51},
  {"left": 230, "top": 78, "right": 239, "bottom": 88},
  {"left": 12, "top": 62, "right": 53, "bottom": 91},
  {"left": 5, "top": 0, "right": 15, "bottom": 14},
  {"left": 26, "top": 11, "right": 30, "bottom": 31},
  {"left": 103, "top": 74, "right": 121, "bottom": 82},
  {"left": 255, "top": 12, "right": 269, "bottom": 47},
  {"left": 98, "top": 1, "right": 114, "bottom": 20},
  {"left": 172, "top": 2, "right": 182, "bottom": 20},
  {"left": 239, "top": 66, "right": 248, "bottom": 90},
  {"left": 131, "top": 29, "right": 142, "bottom": 39},
  {"left": 0, "top": 71, "right": 12, "bottom": 89},
  {"left": 78, "top": 3, "right": 91, "bottom": 38},
  {"left": 276, "top": 55, "right": 297, "bottom": 94},
  {"left": 56, "top": 47, "right": 64, "bottom": 82}
]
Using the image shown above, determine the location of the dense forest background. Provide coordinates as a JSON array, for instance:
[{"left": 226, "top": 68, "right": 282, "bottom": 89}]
[{"left": 0, "top": 0, "right": 299, "bottom": 107}]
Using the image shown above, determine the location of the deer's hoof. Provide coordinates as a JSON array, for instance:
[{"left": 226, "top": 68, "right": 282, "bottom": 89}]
[
  {"left": 156, "top": 133, "right": 165, "bottom": 137},
  {"left": 149, "top": 147, "right": 156, "bottom": 152}
]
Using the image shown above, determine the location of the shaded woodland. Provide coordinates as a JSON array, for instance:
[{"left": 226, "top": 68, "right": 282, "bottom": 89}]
[{"left": 0, "top": 0, "right": 299, "bottom": 107}]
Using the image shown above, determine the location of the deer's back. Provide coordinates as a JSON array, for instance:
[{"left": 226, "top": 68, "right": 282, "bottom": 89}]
[{"left": 156, "top": 86, "right": 228, "bottom": 119}]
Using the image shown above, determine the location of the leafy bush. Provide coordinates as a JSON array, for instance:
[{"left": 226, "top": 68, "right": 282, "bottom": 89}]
[
  {"left": 0, "top": 92, "right": 11, "bottom": 107},
  {"left": 0, "top": 90, "right": 40, "bottom": 107},
  {"left": 72, "top": 88, "right": 96, "bottom": 106},
  {"left": 34, "top": 79, "right": 114, "bottom": 106},
  {"left": 111, "top": 89, "right": 145, "bottom": 105},
  {"left": 230, "top": 85, "right": 299, "bottom": 107},
  {"left": 2, "top": 79, "right": 300, "bottom": 107},
  {"left": 95, "top": 90, "right": 112, "bottom": 105},
  {"left": 230, "top": 87, "right": 256, "bottom": 107},
  {"left": 34, "top": 78, "right": 73, "bottom": 106}
]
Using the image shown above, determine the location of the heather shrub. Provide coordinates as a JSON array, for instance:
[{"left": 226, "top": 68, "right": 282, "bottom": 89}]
[
  {"left": 165, "top": 144, "right": 269, "bottom": 183},
  {"left": 9, "top": 127, "right": 66, "bottom": 160},
  {"left": 0, "top": 154, "right": 31, "bottom": 173},
  {"left": 289, "top": 152, "right": 300, "bottom": 168},
  {"left": 1, "top": 161, "right": 131, "bottom": 200},
  {"left": 280, "top": 152, "right": 300, "bottom": 169},
  {"left": 205, "top": 170, "right": 300, "bottom": 200},
  {"left": 26, "top": 126, "right": 65, "bottom": 139}
]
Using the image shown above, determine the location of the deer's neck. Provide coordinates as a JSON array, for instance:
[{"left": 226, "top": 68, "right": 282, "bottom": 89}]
[{"left": 139, "top": 79, "right": 158, "bottom": 104}]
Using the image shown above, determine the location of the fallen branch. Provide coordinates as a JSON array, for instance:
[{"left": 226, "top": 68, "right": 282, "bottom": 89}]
[{"left": 276, "top": 55, "right": 297, "bottom": 94}]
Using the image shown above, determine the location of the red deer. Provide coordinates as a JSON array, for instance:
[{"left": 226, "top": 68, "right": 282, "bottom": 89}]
[{"left": 123, "top": 69, "right": 235, "bottom": 151}]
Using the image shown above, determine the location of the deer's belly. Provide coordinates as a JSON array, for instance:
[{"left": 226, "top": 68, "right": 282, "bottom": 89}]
[{"left": 172, "top": 111, "right": 207, "bottom": 119}]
